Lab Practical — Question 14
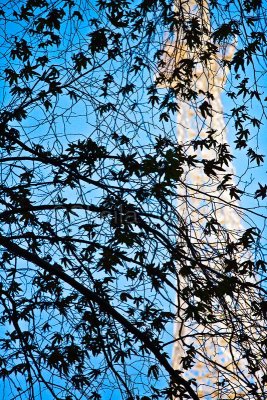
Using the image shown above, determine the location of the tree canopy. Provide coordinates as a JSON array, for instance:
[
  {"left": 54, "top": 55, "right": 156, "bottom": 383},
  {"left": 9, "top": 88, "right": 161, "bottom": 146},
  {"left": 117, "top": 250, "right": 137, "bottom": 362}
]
[{"left": 0, "top": 0, "right": 266, "bottom": 399}]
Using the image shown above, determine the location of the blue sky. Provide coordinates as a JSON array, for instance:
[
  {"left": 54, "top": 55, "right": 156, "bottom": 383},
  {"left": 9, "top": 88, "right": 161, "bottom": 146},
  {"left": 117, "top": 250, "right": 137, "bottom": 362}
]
[{"left": 0, "top": 1, "right": 266, "bottom": 399}]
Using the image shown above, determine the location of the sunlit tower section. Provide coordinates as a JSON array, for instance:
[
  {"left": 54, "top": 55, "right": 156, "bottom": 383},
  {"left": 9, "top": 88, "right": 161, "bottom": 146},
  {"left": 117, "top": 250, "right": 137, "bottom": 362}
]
[{"left": 157, "top": 0, "right": 253, "bottom": 398}]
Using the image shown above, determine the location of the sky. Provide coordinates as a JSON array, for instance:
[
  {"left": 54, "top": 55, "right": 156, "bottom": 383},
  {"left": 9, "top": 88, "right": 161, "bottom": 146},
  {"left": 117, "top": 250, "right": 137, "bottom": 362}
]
[{"left": 0, "top": 0, "right": 266, "bottom": 399}]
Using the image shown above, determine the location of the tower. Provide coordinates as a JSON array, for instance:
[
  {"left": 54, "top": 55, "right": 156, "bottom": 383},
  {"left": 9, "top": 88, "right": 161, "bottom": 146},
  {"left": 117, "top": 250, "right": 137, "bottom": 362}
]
[{"left": 157, "top": 0, "right": 256, "bottom": 398}]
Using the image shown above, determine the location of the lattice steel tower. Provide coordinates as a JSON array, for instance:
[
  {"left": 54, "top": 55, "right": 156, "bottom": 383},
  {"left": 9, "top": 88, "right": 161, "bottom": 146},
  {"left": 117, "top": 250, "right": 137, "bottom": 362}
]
[{"left": 159, "top": 0, "right": 254, "bottom": 398}]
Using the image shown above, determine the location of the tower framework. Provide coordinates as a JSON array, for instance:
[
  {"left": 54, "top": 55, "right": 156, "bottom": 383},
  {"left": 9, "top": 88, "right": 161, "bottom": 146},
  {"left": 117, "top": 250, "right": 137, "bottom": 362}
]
[{"left": 158, "top": 1, "right": 264, "bottom": 398}]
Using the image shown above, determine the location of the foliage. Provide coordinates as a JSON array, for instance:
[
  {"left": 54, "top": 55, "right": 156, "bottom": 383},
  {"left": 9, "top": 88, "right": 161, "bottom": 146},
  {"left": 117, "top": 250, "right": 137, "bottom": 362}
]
[{"left": 0, "top": 0, "right": 266, "bottom": 399}]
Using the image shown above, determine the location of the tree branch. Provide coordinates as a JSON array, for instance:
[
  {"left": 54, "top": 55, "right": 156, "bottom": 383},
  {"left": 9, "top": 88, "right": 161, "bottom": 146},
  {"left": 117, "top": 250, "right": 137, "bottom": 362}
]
[{"left": 0, "top": 234, "right": 199, "bottom": 400}]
